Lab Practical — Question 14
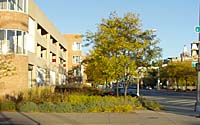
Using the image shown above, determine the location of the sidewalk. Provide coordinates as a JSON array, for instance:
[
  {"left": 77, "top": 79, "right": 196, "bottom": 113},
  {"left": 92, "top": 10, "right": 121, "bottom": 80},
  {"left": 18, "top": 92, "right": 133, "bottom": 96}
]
[{"left": 1, "top": 110, "right": 200, "bottom": 125}]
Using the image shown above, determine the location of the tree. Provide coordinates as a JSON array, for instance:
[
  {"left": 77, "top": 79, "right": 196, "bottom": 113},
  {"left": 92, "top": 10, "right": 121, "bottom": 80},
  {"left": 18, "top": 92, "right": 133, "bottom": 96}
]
[
  {"left": 83, "top": 12, "right": 162, "bottom": 101},
  {"left": 160, "top": 61, "right": 196, "bottom": 90}
]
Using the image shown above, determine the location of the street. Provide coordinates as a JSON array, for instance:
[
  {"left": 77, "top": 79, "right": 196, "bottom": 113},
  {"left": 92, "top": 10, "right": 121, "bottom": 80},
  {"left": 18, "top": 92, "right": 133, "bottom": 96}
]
[
  {"left": 141, "top": 89, "right": 198, "bottom": 117},
  {"left": 1, "top": 89, "right": 200, "bottom": 125},
  {"left": 1, "top": 90, "right": 200, "bottom": 125}
]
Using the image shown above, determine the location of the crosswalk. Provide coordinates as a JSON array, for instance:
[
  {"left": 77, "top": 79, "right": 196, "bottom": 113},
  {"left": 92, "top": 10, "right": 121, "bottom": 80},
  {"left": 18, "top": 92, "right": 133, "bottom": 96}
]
[
  {"left": 143, "top": 95, "right": 197, "bottom": 116},
  {"left": 146, "top": 96, "right": 195, "bottom": 107}
]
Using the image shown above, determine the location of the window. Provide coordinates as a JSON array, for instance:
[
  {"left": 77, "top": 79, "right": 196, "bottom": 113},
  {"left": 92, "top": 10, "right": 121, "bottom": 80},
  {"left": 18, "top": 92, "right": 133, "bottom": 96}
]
[
  {"left": 0, "top": 0, "right": 7, "bottom": 9},
  {"left": 73, "top": 56, "right": 81, "bottom": 64},
  {"left": 0, "top": 0, "right": 27, "bottom": 13},
  {"left": 7, "top": 30, "right": 15, "bottom": 53},
  {"left": 17, "top": 0, "right": 23, "bottom": 11},
  {"left": 0, "top": 30, "right": 6, "bottom": 53},
  {"left": 73, "top": 42, "right": 81, "bottom": 50},
  {"left": 23, "top": 0, "right": 26, "bottom": 12},
  {"left": 8, "top": 0, "right": 16, "bottom": 10},
  {"left": 36, "top": 67, "right": 46, "bottom": 86},
  {"left": 0, "top": 29, "right": 27, "bottom": 54},
  {"left": 73, "top": 69, "right": 81, "bottom": 77}
]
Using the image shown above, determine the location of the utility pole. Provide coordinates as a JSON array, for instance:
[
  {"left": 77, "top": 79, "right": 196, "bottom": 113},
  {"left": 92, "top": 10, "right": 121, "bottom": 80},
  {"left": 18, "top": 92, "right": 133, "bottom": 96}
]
[{"left": 195, "top": 5, "right": 200, "bottom": 115}]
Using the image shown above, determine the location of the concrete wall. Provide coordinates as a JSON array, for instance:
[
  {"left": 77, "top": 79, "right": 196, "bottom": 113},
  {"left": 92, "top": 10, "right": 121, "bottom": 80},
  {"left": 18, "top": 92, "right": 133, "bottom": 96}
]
[{"left": 28, "top": 0, "right": 67, "bottom": 48}]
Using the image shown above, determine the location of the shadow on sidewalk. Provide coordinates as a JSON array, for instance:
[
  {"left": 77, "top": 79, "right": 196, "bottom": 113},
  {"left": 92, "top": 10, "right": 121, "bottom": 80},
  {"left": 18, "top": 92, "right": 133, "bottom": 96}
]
[
  {"left": 17, "top": 112, "right": 41, "bottom": 125},
  {"left": 0, "top": 112, "right": 12, "bottom": 124}
]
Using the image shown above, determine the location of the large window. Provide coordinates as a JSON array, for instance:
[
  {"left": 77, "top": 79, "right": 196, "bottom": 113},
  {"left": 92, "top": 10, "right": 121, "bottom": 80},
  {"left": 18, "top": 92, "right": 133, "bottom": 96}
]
[
  {"left": 0, "top": 29, "right": 27, "bottom": 54},
  {"left": 0, "top": 0, "right": 27, "bottom": 13},
  {"left": 36, "top": 67, "right": 46, "bottom": 86}
]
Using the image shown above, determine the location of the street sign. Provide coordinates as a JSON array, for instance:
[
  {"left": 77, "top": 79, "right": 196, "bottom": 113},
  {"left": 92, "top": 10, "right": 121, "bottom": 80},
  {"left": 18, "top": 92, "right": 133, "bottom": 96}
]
[
  {"left": 195, "top": 26, "right": 200, "bottom": 33},
  {"left": 192, "top": 62, "right": 197, "bottom": 67}
]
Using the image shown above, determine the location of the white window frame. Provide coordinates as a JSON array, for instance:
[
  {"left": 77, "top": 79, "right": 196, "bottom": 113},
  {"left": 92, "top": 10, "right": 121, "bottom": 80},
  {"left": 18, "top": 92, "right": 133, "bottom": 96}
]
[
  {"left": 0, "top": 0, "right": 28, "bottom": 13},
  {"left": 72, "top": 56, "right": 81, "bottom": 64},
  {"left": 72, "top": 42, "right": 81, "bottom": 51}
]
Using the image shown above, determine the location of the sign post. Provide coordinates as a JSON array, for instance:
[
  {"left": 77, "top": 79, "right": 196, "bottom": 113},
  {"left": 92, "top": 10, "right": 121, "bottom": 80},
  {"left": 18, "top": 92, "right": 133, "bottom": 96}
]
[
  {"left": 195, "top": 26, "right": 200, "bottom": 33},
  {"left": 194, "top": 7, "right": 200, "bottom": 115}
]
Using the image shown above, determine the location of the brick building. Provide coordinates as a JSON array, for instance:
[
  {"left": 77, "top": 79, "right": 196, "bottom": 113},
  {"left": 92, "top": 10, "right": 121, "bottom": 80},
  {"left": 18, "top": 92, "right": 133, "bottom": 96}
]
[{"left": 0, "top": 0, "right": 85, "bottom": 95}]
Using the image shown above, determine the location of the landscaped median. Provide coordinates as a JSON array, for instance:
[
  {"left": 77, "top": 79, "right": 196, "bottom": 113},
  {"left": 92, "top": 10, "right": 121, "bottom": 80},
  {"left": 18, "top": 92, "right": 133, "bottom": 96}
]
[{"left": 0, "top": 88, "right": 163, "bottom": 113}]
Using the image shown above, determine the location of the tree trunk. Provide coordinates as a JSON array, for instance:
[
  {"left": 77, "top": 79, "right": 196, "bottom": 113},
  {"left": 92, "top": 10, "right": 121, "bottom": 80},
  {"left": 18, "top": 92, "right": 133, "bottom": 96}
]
[
  {"left": 105, "top": 77, "right": 108, "bottom": 88},
  {"left": 185, "top": 79, "right": 188, "bottom": 90},
  {"left": 116, "top": 80, "right": 119, "bottom": 97},
  {"left": 124, "top": 80, "right": 128, "bottom": 104}
]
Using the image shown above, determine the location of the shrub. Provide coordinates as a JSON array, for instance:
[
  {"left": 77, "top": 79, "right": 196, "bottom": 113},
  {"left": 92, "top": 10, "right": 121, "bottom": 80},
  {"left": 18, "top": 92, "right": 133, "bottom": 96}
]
[
  {"left": 0, "top": 100, "right": 16, "bottom": 111},
  {"left": 113, "top": 105, "right": 133, "bottom": 112},
  {"left": 39, "top": 102, "right": 56, "bottom": 112},
  {"left": 72, "top": 104, "right": 88, "bottom": 112},
  {"left": 19, "top": 102, "right": 39, "bottom": 112},
  {"left": 55, "top": 103, "right": 72, "bottom": 113},
  {"left": 102, "top": 106, "right": 113, "bottom": 112},
  {"left": 87, "top": 106, "right": 102, "bottom": 112}
]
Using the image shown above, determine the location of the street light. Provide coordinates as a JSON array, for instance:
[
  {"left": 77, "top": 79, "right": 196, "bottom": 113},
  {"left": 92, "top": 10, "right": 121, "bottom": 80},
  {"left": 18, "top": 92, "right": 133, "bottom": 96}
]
[
  {"left": 194, "top": 6, "right": 200, "bottom": 115},
  {"left": 193, "top": 41, "right": 200, "bottom": 114}
]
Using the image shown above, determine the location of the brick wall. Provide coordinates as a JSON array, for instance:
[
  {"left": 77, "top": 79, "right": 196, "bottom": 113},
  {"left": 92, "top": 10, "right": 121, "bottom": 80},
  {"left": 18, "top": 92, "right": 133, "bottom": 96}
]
[
  {"left": 0, "top": 11, "right": 29, "bottom": 32},
  {"left": 63, "top": 34, "right": 86, "bottom": 83},
  {"left": 0, "top": 54, "right": 28, "bottom": 96},
  {"left": 63, "top": 34, "right": 82, "bottom": 71}
]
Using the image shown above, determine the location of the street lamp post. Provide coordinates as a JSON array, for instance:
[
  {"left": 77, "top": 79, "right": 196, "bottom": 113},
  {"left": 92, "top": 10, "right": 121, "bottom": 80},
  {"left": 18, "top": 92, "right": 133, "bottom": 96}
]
[
  {"left": 157, "top": 67, "right": 160, "bottom": 90},
  {"left": 191, "top": 42, "right": 200, "bottom": 114},
  {"left": 194, "top": 42, "right": 200, "bottom": 115},
  {"left": 194, "top": 6, "right": 200, "bottom": 115}
]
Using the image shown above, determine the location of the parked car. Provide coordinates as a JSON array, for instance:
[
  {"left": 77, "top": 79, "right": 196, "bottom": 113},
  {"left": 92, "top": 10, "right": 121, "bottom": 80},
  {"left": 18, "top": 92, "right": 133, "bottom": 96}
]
[
  {"left": 146, "top": 86, "right": 152, "bottom": 90},
  {"left": 102, "top": 88, "right": 115, "bottom": 96},
  {"left": 103, "top": 87, "right": 137, "bottom": 97}
]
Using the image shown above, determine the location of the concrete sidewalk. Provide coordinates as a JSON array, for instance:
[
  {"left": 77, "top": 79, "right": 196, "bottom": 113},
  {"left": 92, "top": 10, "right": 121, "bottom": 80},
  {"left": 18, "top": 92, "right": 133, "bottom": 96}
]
[{"left": 1, "top": 110, "right": 200, "bottom": 125}]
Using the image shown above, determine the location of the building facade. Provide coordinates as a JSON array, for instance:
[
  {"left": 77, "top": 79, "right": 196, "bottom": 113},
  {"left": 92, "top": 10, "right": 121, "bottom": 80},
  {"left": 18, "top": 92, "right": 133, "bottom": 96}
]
[
  {"left": 63, "top": 34, "right": 83, "bottom": 84},
  {"left": 0, "top": 0, "right": 84, "bottom": 95}
]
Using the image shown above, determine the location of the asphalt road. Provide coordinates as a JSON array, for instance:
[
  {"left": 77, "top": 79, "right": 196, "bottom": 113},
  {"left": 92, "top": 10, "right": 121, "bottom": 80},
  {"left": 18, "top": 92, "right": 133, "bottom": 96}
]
[{"left": 140, "top": 89, "right": 198, "bottom": 117}]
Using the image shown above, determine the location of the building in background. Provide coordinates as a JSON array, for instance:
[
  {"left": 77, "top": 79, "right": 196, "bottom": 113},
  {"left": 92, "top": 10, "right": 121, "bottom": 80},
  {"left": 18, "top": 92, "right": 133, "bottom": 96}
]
[
  {"left": 164, "top": 45, "right": 192, "bottom": 64},
  {"left": 180, "top": 45, "right": 192, "bottom": 62},
  {"left": 0, "top": 0, "right": 84, "bottom": 95},
  {"left": 63, "top": 34, "right": 85, "bottom": 84}
]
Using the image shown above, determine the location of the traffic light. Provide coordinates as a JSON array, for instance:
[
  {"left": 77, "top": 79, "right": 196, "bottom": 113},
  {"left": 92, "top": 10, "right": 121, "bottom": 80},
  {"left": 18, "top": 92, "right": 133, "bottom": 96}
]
[{"left": 191, "top": 42, "right": 199, "bottom": 62}]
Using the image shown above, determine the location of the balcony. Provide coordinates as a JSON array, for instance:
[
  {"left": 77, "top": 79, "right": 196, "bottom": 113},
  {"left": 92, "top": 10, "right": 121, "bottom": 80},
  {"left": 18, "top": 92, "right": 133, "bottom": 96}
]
[
  {"left": 35, "top": 31, "right": 47, "bottom": 48},
  {"left": 59, "top": 51, "right": 66, "bottom": 60},
  {"left": 49, "top": 43, "right": 57, "bottom": 54}
]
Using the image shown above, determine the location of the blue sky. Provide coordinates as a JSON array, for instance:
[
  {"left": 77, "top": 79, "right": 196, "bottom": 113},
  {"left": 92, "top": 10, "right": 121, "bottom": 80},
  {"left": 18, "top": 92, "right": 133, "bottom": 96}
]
[{"left": 34, "top": 0, "right": 199, "bottom": 59}]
